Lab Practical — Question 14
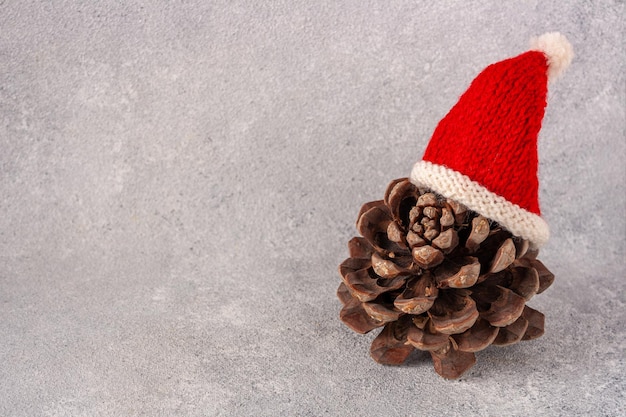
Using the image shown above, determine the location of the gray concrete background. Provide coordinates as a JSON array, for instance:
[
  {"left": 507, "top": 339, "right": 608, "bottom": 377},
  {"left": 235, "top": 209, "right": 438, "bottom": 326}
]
[{"left": 1, "top": 1, "right": 624, "bottom": 416}]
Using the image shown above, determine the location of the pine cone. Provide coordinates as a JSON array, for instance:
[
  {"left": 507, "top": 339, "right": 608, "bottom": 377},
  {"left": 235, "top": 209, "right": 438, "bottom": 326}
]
[{"left": 337, "top": 178, "right": 555, "bottom": 379}]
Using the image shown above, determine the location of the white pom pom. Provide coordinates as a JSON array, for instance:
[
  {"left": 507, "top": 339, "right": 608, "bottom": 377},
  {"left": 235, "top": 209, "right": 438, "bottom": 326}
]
[{"left": 530, "top": 32, "right": 574, "bottom": 81}]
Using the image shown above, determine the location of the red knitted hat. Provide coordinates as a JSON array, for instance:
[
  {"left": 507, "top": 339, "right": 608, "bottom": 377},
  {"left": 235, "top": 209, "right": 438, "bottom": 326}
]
[{"left": 410, "top": 32, "right": 573, "bottom": 248}]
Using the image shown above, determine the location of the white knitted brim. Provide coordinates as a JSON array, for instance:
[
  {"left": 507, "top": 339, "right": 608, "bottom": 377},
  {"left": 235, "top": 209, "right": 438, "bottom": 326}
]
[{"left": 410, "top": 161, "right": 550, "bottom": 248}]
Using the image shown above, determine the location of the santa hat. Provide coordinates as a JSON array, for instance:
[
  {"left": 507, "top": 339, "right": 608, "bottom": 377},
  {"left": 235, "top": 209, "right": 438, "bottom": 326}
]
[{"left": 410, "top": 32, "right": 573, "bottom": 248}]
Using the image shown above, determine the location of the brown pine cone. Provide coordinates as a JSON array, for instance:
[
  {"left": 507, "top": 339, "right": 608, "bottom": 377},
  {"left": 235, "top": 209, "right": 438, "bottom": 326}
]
[{"left": 337, "top": 178, "right": 555, "bottom": 379}]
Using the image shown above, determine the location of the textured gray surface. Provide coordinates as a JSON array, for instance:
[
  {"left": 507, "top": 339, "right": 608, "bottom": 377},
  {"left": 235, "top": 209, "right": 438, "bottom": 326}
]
[{"left": 1, "top": 1, "right": 624, "bottom": 416}]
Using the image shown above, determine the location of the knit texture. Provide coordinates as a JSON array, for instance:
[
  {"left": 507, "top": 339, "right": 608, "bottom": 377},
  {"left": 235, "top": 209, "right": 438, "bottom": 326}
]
[
  {"left": 421, "top": 50, "right": 549, "bottom": 216},
  {"left": 410, "top": 160, "right": 550, "bottom": 248}
]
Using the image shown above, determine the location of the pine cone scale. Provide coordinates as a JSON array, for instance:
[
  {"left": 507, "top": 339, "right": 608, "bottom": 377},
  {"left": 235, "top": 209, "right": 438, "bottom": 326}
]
[
  {"left": 430, "top": 346, "right": 477, "bottom": 380},
  {"left": 339, "top": 297, "right": 384, "bottom": 334},
  {"left": 429, "top": 293, "right": 480, "bottom": 335},
  {"left": 520, "top": 305, "right": 546, "bottom": 340},
  {"left": 492, "top": 315, "right": 529, "bottom": 346},
  {"left": 509, "top": 266, "right": 540, "bottom": 300},
  {"left": 476, "top": 285, "right": 527, "bottom": 327},
  {"left": 347, "top": 236, "right": 374, "bottom": 259},
  {"left": 370, "top": 318, "right": 416, "bottom": 365},
  {"left": 434, "top": 257, "right": 481, "bottom": 289},
  {"left": 406, "top": 322, "right": 450, "bottom": 351},
  {"left": 393, "top": 275, "right": 438, "bottom": 314},
  {"left": 452, "top": 318, "right": 499, "bottom": 352}
]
